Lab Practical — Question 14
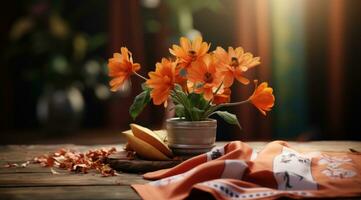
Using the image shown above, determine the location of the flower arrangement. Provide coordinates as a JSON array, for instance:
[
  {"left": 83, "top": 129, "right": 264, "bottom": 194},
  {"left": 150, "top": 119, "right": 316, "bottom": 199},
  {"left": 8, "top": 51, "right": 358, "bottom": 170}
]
[{"left": 108, "top": 36, "right": 275, "bottom": 127}]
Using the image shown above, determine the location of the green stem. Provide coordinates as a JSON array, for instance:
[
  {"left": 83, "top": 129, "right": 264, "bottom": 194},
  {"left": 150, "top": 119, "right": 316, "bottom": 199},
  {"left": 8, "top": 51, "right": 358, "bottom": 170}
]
[
  {"left": 203, "top": 82, "right": 223, "bottom": 117},
  {"left": 171, "top": 90, "right": 194, "bottom": 121},
  {"left": 205, "top": 99, "right": 251, "bottom": 118},
  {"left": 133, "top": 71, "right": 148, "bottom": 81},
  {"left": 213, "top": 82, "right": 224, "bottom": 96},
  {"left": 217, "top": 99, "right": 251, "bottom": 108}
]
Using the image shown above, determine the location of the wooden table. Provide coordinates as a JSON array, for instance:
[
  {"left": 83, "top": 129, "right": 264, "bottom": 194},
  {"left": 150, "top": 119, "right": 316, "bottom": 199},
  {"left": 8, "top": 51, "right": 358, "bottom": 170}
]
[{"left": 1, "top": 141, "right": 360, "bottom": 200}]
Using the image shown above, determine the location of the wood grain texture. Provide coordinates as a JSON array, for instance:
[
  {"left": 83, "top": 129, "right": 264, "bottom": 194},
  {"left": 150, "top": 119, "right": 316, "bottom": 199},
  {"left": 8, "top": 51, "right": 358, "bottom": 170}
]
[
  {"left": 1, "top": 141, "right": 360, "bottom": 200},
  {"left": 0, "top": 186, "right": 140, "bottom": 200},
  {"left": 107, "top": 152, "right": 183, "bottom": 173},
  {"left": 0, "top": 172, "right": 148, "bottom": 187}
]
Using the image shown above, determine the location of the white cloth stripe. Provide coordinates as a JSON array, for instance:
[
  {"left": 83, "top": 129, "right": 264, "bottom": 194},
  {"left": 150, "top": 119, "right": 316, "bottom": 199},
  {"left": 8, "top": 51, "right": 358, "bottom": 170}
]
[
  {"left": 250, "top": 150, "right": 258, "bottom": 161},
  {"left": 221, "top": 160, "right": 247, "bottom": 180}
]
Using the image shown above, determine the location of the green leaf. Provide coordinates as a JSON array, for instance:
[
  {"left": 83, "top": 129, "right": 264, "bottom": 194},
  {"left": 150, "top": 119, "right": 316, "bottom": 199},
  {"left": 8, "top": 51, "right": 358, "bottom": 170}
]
[
  {"left": 174, "top": 88, "right": 190, "bottom": 108},
  {"left": 191, "top": 107, "right": 204, "bottom": 113},
  {"left": 188, "top": 93, "right": 201, "bottom": 104},
  {"left": 211, "top": 111, "right": 241, "bottom": 129},
  {"left": 141, "top": 83, "right": 150, "bottom": 90},
  {"left": 190, "top": 107, "right": 205, "bottom": 120},
  {"left": 175, "top": 104, "right": 185, "bottom": 118},
  {"left": 174, "top": 84, "right": 183, "bottom": 92},
  {"left": 129, "top": 90, "right": 151, "bottom": 120},
  {"left": 172, "top": 86, "right": 209, "bottom": 121},
  {"left": 188, "top": 92, "right": 208, "bottom": 110}
]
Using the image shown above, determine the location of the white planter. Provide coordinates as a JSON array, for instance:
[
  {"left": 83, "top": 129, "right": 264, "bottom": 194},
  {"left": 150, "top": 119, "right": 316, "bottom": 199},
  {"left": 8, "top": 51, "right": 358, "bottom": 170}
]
[{"left": 166, "top": 118, "right": 217, "bottom": 155}]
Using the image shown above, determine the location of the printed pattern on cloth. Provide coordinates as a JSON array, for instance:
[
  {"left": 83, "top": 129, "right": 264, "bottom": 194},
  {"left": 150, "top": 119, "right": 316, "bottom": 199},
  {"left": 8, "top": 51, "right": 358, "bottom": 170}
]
[
  {"left": 132, "top": 141, "right": 361, "bottom": 200},
  {"left": 319, "top": 154, "right": 357, "bottom": 179},
  {"left": 207, "top": 145, "right": 226, "bottom": 161},
  {"left": 273, "top": 146, "right": 317, "bottom": 190},
  {"left": 148, "top": 167, "right": 197, "bottom": 187},
  {"left": 200, "top": 180, "right": 313, "bottom": 200}
]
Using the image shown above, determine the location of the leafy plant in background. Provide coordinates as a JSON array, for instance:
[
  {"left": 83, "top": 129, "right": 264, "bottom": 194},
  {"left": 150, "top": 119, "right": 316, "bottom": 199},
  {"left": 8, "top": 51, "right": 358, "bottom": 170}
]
[
  {"left": 4, "top": 0, "right": 108, "bottom": 90},
  {"left": 108, "top": 36, "right": 275, "bottom": 127},
  {"left": 165, "top": 0, "right": 221, "bottom": 35},
  {"left": 2, "top": 0, "right": 110, "bottom": 131},
  {"left": 141, "top": 0, "right": 221, "bottom": 35}
]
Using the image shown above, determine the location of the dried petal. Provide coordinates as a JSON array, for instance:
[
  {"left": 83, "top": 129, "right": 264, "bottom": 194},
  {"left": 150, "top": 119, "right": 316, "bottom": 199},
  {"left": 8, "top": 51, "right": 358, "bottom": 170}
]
[
  {"left": 21, "top": 161, "right": 30, "bottom": 168},
  {"left": 4, "top": 163, "right": 19, "bottom": 168},
  {"left": 31, "top": 147, "right": 118, "bottom": 176}
]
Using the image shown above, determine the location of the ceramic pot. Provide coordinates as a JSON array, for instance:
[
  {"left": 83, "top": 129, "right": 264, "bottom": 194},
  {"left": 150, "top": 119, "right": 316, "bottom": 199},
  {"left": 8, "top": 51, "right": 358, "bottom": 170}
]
[{"left": 166, "top": 118, "right": 217, "bottom": 155}]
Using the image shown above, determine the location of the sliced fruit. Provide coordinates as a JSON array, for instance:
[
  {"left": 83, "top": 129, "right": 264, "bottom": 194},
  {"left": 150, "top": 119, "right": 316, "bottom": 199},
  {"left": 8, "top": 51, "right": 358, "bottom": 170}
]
[
  {"left": 154, "top": 130, "right": 168, "bottom": 143},
  {"left": 122, "top": 130, "right": 134, "bottom": 151},
  {"left": 122, "top": 131, "right": 170, "bottom": 161},
  {"left": 130, "top": 124, "right": 173, "bottom": 157},
  {"left": 122, "top": 129, "right": 132, "bottom": 134}
]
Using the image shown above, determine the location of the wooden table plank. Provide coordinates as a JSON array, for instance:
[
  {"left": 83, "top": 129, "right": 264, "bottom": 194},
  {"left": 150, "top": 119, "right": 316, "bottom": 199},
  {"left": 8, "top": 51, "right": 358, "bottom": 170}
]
[
  {"left": 0, "top": 186, "right": 140, "bottom": 200},
  {"left": 0, "top": 164, "right": 51, "bottom": 174},
  {"left": 1, "top": 141, "right": 359, "bottom": 163},
  {"left": 0, "top": 144, "right": 124, "bottom": 163},
  {"left": 0, "top": 172, "right": 148, "bottom": 187},
  {"left": 0, "top": 141, "right": 360, "bottom": 200}
]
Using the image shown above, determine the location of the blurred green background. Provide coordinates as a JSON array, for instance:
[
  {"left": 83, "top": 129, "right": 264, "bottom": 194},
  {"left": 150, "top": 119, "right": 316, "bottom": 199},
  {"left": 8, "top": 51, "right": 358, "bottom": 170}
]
[{"left": 1, "top": 0, "right": 360, "bottom": 144}]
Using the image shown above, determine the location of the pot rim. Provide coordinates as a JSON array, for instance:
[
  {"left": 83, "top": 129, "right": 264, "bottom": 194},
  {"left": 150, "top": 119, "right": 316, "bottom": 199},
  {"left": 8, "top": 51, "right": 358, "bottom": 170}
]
[{"left": 166, "top": 117, "right": 217, "bottom": 124}]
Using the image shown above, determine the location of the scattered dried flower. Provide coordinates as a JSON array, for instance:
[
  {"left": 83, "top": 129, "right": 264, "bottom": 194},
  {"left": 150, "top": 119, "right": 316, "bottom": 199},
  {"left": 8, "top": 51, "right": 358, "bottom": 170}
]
[
  {"left": 21, "top": 161, "right": 30, "bottom": 168},
  {"left": 32, "top": 147, "right": 119, "bottom": 176},
  {"left": 4, "top": 163, "right": 19, "bottom": 168}
]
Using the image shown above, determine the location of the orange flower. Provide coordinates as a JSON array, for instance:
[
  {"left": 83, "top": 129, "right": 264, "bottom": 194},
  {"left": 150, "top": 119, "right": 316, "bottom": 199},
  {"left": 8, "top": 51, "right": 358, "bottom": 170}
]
[
  {"left": 248, "top": 81, "right": 275, "bottom": 115},
  {"left": 108, "top": 47, "right": 140, "bottom": 92},
  {"left": 213, "top": 88, "right": 231, "bottom": 105},
  {"left": 146, "top": 58, "right": 176, "bottom": 106},
  {"left": 169, "top": 36, "right": 210, "bottom": 69},
  {"left": 187, "top": 54, "right": 224, "bottom": 100},
  {"left": 214, "top": 47, "right": 260, "bottom": 87}
]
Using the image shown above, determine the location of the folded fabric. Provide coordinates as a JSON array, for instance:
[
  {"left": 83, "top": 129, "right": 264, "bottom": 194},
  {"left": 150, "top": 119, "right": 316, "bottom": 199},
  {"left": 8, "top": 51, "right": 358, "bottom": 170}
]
[{"left": 132, "top": 141, "right": 361, "bottom": 200}]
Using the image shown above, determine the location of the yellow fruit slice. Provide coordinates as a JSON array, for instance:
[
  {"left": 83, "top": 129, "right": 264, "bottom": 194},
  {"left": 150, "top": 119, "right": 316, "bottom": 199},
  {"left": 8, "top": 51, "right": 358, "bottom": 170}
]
[
  {"left": 130, "top": 124, "right": 173, "bottom": 157},
  {"left": 122, "top": 129, "right": 132, "bottom": 134},
  {"left": 153, "top": 130, "right": 168, "bottom": 143},
  {"left": 121, "top": 130, "right": 133, "bottom": 151},
  {"left": 122, "top": 131, "right": 170, "bottom": 160}
]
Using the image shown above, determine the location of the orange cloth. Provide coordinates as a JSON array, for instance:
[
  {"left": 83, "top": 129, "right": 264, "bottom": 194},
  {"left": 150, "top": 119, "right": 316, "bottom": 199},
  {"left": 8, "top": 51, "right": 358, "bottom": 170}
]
[{"left": 132, "top": 141, "right": 361, "bottom": 200}]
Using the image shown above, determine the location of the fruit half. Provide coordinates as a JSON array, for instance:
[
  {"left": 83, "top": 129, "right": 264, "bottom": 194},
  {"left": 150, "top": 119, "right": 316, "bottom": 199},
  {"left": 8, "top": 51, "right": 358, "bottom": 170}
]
[
  {"left": 122, "top": 131, "right": 169, "bottom": 160},
  {"left": 130, "top": 124, "right": 173, "bottom": 157}
]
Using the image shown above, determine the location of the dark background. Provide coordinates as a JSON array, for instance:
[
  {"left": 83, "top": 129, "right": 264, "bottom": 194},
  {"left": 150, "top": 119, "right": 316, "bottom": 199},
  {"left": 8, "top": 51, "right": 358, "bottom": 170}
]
[{"left": 1, "top": 0, "right": 360, "bottom": 144}]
